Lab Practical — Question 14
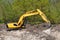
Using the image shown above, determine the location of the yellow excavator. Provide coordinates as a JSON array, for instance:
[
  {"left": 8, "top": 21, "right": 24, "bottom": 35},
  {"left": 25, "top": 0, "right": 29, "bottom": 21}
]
[{"left": 6, "top": 9, "right": 51, "bottom": 29}]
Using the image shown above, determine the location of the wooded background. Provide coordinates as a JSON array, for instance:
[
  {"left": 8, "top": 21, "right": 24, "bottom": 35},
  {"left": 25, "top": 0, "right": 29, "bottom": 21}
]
[{"left": 0, "top": 0, "right": 60, "bottom": 24}]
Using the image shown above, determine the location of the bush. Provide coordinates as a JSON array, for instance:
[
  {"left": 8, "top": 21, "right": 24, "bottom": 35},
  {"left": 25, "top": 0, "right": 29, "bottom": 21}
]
[{"left": 0, "top": 0, "right": 60, "bottom": 24}]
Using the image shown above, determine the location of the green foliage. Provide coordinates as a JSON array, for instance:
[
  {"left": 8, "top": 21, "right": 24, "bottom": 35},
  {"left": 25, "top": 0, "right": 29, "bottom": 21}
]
[{"left": 0, "top": 0, "right": 60, "bottom": 24}]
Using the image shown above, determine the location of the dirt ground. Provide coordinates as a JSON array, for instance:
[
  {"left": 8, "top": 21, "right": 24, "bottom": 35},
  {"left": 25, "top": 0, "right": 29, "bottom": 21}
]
[{"left": 0, "top": 23, "right": 60, "bottom": 40}]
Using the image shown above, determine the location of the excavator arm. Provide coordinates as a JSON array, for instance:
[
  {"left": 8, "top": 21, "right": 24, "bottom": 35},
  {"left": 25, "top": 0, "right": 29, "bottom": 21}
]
[
  {"left": 37, "top": 9, "right": 50, "bottom": 23},
  {"left": 17, "top": 9, "right": 50, "bottom": 25},
  {"left": 7, "top": 9, "right": 51, "bottom": 29}
]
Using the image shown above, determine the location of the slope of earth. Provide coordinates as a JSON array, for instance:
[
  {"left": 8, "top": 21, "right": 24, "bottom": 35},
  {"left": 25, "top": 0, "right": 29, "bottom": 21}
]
[{"left": 0, "top": 23, "right": 60, "bottom": 40}]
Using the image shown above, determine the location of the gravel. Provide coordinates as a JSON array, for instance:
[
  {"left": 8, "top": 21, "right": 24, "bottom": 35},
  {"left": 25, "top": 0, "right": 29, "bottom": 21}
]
[{"left": 0, "top": 24, "right": 60, "bottom": 40}]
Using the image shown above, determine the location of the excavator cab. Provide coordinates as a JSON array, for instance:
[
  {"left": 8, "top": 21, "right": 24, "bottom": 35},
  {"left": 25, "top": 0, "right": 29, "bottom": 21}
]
[{"left": 6, "top": 9, "right": 51, "bottom": 29}]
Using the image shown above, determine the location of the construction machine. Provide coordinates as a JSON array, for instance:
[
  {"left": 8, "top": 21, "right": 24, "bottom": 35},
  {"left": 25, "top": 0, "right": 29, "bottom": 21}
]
[{"left": 6, "top": 9, "right": 51, "bottom": 29}]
